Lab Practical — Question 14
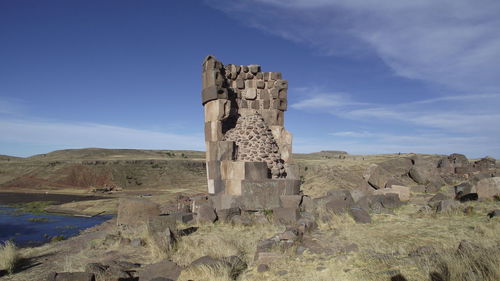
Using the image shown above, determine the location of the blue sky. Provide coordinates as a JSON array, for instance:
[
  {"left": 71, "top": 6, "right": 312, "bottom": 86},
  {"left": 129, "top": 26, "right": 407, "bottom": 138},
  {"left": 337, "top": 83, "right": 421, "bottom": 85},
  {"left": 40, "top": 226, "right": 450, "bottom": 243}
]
[{"left": 1, "top": 0, "right": 499, "bottom": 158}]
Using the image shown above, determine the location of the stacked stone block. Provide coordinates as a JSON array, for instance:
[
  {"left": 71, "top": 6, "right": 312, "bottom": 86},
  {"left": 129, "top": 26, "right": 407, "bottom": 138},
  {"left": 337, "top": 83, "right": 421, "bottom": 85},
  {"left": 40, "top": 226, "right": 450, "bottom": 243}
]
[{"left": 202, "top": 55, "right": 300, "bottom": 210}]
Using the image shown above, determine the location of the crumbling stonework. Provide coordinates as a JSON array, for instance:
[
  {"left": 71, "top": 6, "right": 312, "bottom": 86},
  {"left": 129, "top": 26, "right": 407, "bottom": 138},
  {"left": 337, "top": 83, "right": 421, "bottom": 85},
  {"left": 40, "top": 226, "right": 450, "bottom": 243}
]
[{"left": 201, "top": 55, "right": 299, "bottom": 210}]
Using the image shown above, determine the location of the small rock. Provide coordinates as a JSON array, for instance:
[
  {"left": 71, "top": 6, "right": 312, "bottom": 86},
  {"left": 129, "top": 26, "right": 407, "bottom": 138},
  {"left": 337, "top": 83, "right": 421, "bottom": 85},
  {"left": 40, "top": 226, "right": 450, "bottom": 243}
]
[
  {"left": 296, "top": 245, "right": 306, "bottom": 255},
  {"left": 487, "top": 209, "right": 500, "bottom": 218},
  {"left": 277, "top": 270, "right": 288, "bottom": 276},
  {"left": 257, "top": 264, "right": 269, "bottom": 273}
]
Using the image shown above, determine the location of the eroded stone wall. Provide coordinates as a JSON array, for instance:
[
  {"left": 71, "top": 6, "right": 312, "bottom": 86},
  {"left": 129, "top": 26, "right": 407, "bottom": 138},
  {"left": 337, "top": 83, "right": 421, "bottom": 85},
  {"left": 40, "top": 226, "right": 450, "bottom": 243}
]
[{"left": 201, "top": 55, "right": 300, "bottom": 210}]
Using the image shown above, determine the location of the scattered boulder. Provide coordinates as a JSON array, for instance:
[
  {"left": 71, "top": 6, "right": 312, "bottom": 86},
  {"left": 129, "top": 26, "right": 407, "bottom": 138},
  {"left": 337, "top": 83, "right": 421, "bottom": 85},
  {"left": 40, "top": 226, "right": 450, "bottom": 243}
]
[
  {"left": 411, "top": 185, "right": 426, "bottom": 193},
  {"left": 117, "top": 198, "right": 161, "bottom": 229},
  {"left": 475, "top": 177, "right": 500, "bottom": 199},
  {"left": 367, "top": 165, "right": 393, "bottom": 189},
  {"left": 146, "top": 215, "right": 177, "bottom": 252},
  {"left": 216, "top": 207, "right": 241, "bottom": 223},
  {"left": 385, "top": 178, "right": 404, "bottom": 188},
  {"left": 195, "top": 204, "right": 217, "bottom": 224},
  {"left": 373, "top": 185, "right": 410, "bottom": 202},
  {"left": 168, "top": 212, "right": 194, "bottom": 224},
  {"left": 348, "top": 207, "right": 371, "bottom": 223},
  {"left": 379, "top": 158, "right": 414, "bottom": 176},
  {"left": 137, "top": 260, "right": 181, "bottom": 281},
  {"left": 454, "top": 182, "right": 476, "bottom": 200},
  {"left": 436, "top": 199, "right": 459, "bottom": 213},
  {"left": 409, "top": 158, "right": 444, "bottom": 188},
  {"left": 355, "top": 193, "right": 403, "bottom": 213},
  {"left": 273, "top": 207, "right": 300, "bottom": 225},
  {"left": 472, "top": 157, "right": 496, "bottom": 173}
]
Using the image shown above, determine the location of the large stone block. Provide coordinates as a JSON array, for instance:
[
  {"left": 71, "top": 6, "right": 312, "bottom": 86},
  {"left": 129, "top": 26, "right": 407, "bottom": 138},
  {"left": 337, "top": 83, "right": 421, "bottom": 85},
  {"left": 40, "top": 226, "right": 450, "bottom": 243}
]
[
  {"left": 284, "top": 163, "right": 300, "bottom": 179},
  {"left": 275, "top": 79, "right": 288, "bottom": 89},
  {"left": 204, "top": 99, "right": 230, "bottom": 122},
  {"left": 206, "top": 141, "right": 235, "bottom": 161},
  {"left": 221, "top": 161, "right": 269, "bottom": 181},
  {"left": 270, "top": 72, "right": 282, "bottom": 80},
  {"left": 211, "top": 194, "right": 241, "bottom": 210},
  {"left": 238, "top": 179, "right": 301, "bottom": 210},
  {"left": 249, "top": 64, "right": 261, "bottom": 74},
  {"left": 208, "top": 179, "right": 224, "bottom": 194},
  {"left": 201, "top": 86, "right": 228, "bottom": 105},
  {"left": 244, "top": 88, "right": 257, "bottom": 100},
  {"left": 206, "top": 161, "right": 221, "bottom": 179},
  {"left": 204, "top": 121, "right": 223, "bottom": 142},
  {"left": 225, "top": 179, "right": 242, "bottom": 195}
]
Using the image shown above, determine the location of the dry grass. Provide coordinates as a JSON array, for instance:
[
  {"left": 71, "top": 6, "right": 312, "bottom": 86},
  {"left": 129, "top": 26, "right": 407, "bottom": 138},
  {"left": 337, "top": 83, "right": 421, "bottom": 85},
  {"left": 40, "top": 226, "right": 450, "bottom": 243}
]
[
  {"left": 171, "top": 222, "right": 282, "bottom": 267},
  {"left": 179, "top": 264, "right": 232, "bottom": 281},
  {"left": 0, "top": 241, "right": 20, "bottom": 275}
]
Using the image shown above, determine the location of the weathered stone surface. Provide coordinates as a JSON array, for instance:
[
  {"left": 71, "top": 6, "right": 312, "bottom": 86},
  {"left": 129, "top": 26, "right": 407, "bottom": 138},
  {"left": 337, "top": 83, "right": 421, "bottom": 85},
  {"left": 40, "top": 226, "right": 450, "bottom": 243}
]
[
  {"left": 221, "top": 161, "right": 269, "bottom": 181},
  {"left": 196, "top": 204, "right": 217, "bottom": 224},
  {"left": 204, "top": 121, "right": 223, "bottom": 142},
  {"left": 273, "top": 207, "right": 300, "bottom": 225},
  {"left": 204, "top": 99, "right": 230, "bottom": 122},
  {"left": 454, "top": 181, "right": 476, "bottom": 200},
  {"left": 207, "top": 179, "right": 224, "bottom": 194},
  {"left": 138, "top": 260, "right": 181, "bottom": 281},
  {"left": 472, "top": 157, "right": 496, "bottom": 172},
  {"left": 374, "top": 185, "right": 410, "bottom": 202},
  {"left": 325, "top": 198, "right": 352, "bottom": 214},
  {"left": 475, "top": 177, "right": 500, "bottom": 199},
  {"left": 206, "top": 141, "right": 235, "bottom": 161},
  {"left": 409, "top": 158, "right": 444, "bottom": 188},
  {"left": 238, "top": 179, "right": 300, "bottom": 210},
  {"left": 436, "top": 199, "right": 459, "bottom": 213},
  {"left": 170, "top": 212, "right": 194, "bottom": 224},
  {"left": 117, "top": 198, "right": 161, "bottom": 228},
  {"left": 216, "top": 207, "right": 241, "bottom": 222},
  {"left": 147, "top": 215, "right": 177, "bottom": 252},
  {"left": 368, "top": 166, "right": 393, "bottom": 189},
  {"left": 379, "top": 158, "right": 413, "bottom": 176},
  {"left": 279, "top": 195, "right": 302, "bottom": 209},
  {"left": 349, "top": 207, "right": 371, "bottom": 223}
]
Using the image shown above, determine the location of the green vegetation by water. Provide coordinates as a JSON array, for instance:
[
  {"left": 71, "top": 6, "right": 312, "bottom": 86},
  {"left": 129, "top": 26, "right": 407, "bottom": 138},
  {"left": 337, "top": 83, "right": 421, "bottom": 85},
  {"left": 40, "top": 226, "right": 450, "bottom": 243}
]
[
  {"left": 8, "top": 201, "right": 56, "bottom": 215},
  {"left": 27, "top": 217, "right": 52, "bottom": 223}
]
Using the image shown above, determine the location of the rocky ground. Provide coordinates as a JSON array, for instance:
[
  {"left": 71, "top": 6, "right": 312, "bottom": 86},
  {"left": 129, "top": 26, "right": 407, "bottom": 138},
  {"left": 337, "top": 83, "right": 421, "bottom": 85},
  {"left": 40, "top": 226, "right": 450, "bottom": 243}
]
[{"left": 0, "top": 149, "right": 499, "bottom": 281}]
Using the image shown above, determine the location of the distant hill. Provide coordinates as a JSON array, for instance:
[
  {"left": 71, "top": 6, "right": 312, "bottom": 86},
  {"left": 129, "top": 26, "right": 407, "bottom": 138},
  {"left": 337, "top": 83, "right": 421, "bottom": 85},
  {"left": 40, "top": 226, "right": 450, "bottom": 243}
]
[{"left": 27, "top": 148, "right": 206, "bottom": 161}]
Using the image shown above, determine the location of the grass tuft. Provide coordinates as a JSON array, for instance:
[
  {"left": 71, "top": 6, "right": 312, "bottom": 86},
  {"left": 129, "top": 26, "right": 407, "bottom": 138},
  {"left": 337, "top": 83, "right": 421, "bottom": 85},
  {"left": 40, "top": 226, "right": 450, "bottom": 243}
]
[{"left": 0, "top": 241, "right": 20, "bottom": 275}]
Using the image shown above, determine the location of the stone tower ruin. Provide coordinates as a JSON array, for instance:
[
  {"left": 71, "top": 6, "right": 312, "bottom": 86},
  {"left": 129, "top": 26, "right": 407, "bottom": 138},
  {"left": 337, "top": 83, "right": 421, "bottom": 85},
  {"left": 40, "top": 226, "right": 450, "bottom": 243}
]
[{"left": 201, "top": 55, "right": 300, "bottom": 210}]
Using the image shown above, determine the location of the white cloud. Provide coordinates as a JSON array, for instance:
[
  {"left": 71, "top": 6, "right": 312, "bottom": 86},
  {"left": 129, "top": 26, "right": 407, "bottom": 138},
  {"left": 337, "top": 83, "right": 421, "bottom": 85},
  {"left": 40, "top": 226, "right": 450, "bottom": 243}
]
[
  {"left": 207, "top": 0, "right": 500, "bottom": 91},
  {"left": 0, "top": 118, "right": 204, "bottom": 152}
]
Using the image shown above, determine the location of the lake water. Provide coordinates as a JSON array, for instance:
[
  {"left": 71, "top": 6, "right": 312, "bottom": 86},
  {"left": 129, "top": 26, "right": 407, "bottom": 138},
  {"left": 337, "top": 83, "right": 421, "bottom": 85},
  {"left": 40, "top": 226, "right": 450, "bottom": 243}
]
[{"left": 0, "top": 206, "right": 112, "bottom": 247}]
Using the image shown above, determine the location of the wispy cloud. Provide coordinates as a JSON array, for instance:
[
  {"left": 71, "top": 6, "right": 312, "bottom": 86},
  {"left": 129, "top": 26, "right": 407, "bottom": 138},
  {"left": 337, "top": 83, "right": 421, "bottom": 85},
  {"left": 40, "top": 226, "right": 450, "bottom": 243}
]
[
  {"left": 207, "top": 0, "right": 500, "bottom": 91},
  {"left": 290, "top": 87, "right": 500, "bottom": 157}
]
